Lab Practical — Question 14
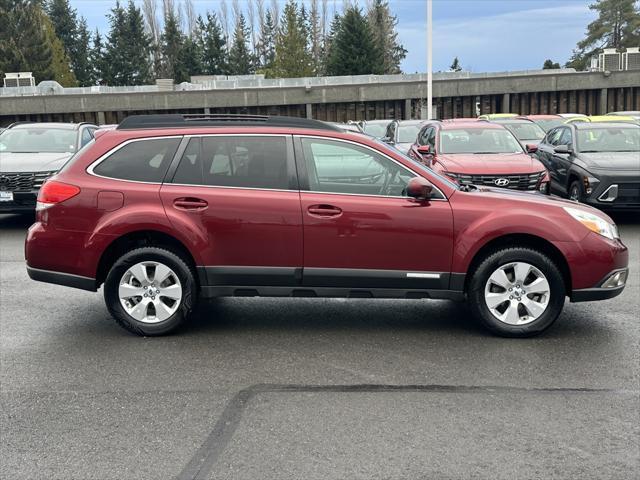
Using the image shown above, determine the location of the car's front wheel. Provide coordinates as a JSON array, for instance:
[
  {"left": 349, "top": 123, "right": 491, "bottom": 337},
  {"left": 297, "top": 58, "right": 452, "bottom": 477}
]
[
  {"left": 467, "top": 248, "right": 565, "bottom": 337},
  {"left": 569, "top": 180, "right": 583, "bottom": 202},
  {"left": 104, "top": 247, "right": 197, "bottom": 336}
]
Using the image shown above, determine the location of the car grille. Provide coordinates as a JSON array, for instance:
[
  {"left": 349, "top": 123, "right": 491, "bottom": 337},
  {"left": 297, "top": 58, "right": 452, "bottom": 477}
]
[
  {"left": 616, "top": 183, "right": 640, "bottom": 205},
  {"left": 0, "top": 171, "right": 57, "bottom": 192},
  {"left": 455, "top": 172, "right": 545, "bottom": 191}
]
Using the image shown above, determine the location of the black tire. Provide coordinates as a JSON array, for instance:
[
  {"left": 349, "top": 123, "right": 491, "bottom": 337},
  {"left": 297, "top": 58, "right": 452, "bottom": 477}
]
[
  {"left": 104, "top": 247, "right": 198, "bottom": 336},
  {"left": 467, "top": 247, "right": 565, "bottom": 338},
  {"left": 568, "top": 179, "right": 583, "bottom": 202}
]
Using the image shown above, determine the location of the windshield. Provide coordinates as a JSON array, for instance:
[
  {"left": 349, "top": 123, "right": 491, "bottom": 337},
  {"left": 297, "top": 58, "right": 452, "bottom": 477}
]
[
  {"left": 363, "top": 123, "right": 388, "bottom": 138},
  {"left": 440, "top": 128, "right": 523, "bottom": 154},
  {"left": 0, "top": 128, "right": 77, "bottom": 153},
  {"left": 577, "top": 128, "right": 640, "bottom": 153},
  {"left": 397, "top": 124, "right": 422, "bottom": 143},
  {"left": 534, "top": 119, "right": 565, "bottom": 132},
  {"left": 505, "top": 123, "right": 545, "bottom": 141}
]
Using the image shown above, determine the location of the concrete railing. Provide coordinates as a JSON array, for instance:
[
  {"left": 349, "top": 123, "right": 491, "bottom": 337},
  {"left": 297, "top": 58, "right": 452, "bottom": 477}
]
[{"left": 0, "top": 69, "right": 579, "bottom": 98}]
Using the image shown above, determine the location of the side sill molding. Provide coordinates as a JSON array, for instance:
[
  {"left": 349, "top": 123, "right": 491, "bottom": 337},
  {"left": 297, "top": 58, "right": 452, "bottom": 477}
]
[{"left": 200, "top": 285, "right": 465, "bottom": 301}]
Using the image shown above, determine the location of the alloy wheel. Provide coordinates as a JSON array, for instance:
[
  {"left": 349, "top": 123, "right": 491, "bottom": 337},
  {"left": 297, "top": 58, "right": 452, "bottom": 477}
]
[
  {"left": 484, "top": 262, "right": 551, "bottom": 325},
  {"left": 118, "top": 261, "right": 182, "bottom": 324}
]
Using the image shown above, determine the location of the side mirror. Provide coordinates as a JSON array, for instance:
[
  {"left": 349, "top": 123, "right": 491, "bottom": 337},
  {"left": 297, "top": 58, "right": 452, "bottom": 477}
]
[
  {"left": 554, "top": 144, "right": 572, "bottom": 154},
  {"left": 526, "top": 144, "right": 538, "bottom": 154},
  {"left": 406, "top": 177, "right": 433, "bottom": 201},
  {"left": 417, "top": 145, "right": 434, "bottom": 156}
]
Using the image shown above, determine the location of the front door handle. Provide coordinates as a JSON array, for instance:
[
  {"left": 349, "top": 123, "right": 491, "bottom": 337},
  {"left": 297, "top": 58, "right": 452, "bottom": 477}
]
[
  {"left": 307, "top": 204, "right": 343, "bottom": 218},
  {"left": 174, "top": 197, "right": 208, "bottom": 211}
]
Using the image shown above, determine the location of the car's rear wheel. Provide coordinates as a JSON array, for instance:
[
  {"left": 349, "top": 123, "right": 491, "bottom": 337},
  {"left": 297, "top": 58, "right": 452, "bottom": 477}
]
[
  {"left": 467, "top": 248, "right": 565, "bottom": 337},
  {"left": 104, "top": 247, "right": 197, "bottom": 336}
]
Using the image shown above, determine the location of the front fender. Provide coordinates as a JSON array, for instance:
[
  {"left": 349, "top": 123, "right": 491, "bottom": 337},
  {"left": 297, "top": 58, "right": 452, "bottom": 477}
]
[{"left": 451, "top": 205, "right": 588, "bottom": 274}]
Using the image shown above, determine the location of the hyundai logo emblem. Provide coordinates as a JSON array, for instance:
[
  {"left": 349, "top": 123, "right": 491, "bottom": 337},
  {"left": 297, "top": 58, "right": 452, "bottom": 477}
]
[{"left": 494, "top": 178, "right": 510, "bottom": 187}]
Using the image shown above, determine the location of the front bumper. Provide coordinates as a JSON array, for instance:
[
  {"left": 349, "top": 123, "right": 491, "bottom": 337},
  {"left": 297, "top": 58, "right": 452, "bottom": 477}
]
[
  {"left": 571, "top": 267, "right": 629, "bottom": 302},
  {"left": 0, "top": 191, "right": 37, "bottom": 212},
  {"left": 583, "top": 172, "right": 640, "bottom": 210}
]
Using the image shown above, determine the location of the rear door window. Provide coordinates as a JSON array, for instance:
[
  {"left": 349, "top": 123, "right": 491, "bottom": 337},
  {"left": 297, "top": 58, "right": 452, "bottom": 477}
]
[
  {"left": 93, "top": 137, "right": 181, "bottom": 182},
  {"left": 172, "top": 135, "right": 290, "bottom": 190}
]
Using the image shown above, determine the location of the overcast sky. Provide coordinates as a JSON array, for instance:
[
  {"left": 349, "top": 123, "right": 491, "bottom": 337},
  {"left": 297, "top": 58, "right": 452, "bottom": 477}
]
[{"left": 70, "top": 0, "right": 596, "bottom": 73}]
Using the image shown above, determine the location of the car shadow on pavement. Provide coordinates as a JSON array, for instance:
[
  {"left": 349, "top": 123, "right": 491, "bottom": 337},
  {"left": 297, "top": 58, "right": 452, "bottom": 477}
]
[
  {"left": 180, "top": 296, "right": 615, "bottom": 341},
  {"left": 0, "top": 213, "right": 35, "bottom": 228}
]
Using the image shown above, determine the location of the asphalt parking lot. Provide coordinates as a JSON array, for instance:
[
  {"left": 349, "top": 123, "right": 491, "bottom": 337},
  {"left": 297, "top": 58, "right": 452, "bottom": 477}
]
[{"left": 1, "top": 212, "right": 638, "bottom": 480}]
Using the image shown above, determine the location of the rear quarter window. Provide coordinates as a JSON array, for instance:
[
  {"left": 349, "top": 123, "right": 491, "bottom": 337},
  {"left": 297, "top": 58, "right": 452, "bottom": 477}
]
[{"left": 93, "top": 137, "right": 181, "bottom": 182}]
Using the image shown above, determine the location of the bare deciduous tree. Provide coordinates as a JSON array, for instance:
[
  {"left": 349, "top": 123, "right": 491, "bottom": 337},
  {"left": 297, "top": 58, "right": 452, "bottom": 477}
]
[
  {"left": 220, "top": 0, "right": 230, "bottom": 48},
  {"left": 143, "top": 0, "right": 160, "bottom": 44},
  {"left": 232, "top": 0, "right": 241, "bottom": 26},
  {"left": 247, "top": 0, "right": 257, "bottom": 53},
  {"left": 270, "top": 0, "right": 279, "bottom": 30},
  {"left": 321, "top": 0, "right": 328, "bottom": 39},
  {"left": 184, "top": 0, "right": 197, "bottom": 36}
]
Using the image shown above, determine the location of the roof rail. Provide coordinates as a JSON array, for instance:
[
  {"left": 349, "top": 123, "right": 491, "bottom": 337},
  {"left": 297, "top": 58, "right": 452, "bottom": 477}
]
[{"left": 117, "top": 114, "right": 342, "bottom": 131}]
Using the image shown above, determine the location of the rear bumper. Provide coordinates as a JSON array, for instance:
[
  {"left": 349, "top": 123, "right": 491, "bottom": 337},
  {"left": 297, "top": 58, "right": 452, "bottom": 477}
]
[{"left": 27, "top": 266, "right": 97, "bottom": 291}]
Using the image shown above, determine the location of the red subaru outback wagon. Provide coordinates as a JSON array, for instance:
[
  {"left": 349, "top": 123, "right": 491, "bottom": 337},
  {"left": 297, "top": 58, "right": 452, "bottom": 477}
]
[{"left": 25, "top": 114, "right": 628, "bottom": 337}]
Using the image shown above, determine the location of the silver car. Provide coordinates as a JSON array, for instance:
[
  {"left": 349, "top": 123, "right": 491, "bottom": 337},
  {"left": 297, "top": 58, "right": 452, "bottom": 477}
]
[{"left": 0, "top": 122, "right": 98, "bottom": 212}]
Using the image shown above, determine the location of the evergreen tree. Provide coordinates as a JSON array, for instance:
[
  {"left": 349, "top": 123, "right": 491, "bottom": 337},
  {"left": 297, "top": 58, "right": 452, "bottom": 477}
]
[
  {"left": 366, "top": 0, "right": 406, "bottom": 74},
  {"left": 0, "top": 0, "right": 58, "bottom": 83},
  {"left": 124, "top": 0, "right": 153, "bottom": 83},
  {"left": 198, "top": 12, "right": 228, "bottom": 75},
  {"left": 160, "top": 10, "right": 187, "bottom": 81},
  {"left": 449, "top": 56, "right": 462, "bottom": 72},
  {"left": 567, "top": 0, "right": 640, "bottom": 70},
  {"left": 43, "top": 12, "right": 78, "bottom": 86},
  {"left": 103, "top": 2, "right": 127, "bottom": 84},
  {"left": 46, "top": 0, "right": 78, "bottom": 70},
  {"left": 258, "top": 8, "right": 277, "bottom": 71},
  {"left": 272, "top": 0, "right": 313, "bottom": 78},
  {"left": 73, "top": 18, "right": 92, "bottom": 86},
  {"left": 228, "top": 13, "right": 253, "bottom": 75},
  {"left": 181, "top": 36, "right": 203, "bottom": 80},
  {"left": 326, "top": 7, "right": 381, "bottom": 76},
  {"left": 89, "top": 29, "right": 107, "bottom": 85},
  {"left": 542, "top": 59, "right": 560, "bottom": 70},
  {"left": 104, "top": 1, "right": 153, "bottom": 85},
  {"left": 322, "top": 13, "right": 341, "bottom": 74}
]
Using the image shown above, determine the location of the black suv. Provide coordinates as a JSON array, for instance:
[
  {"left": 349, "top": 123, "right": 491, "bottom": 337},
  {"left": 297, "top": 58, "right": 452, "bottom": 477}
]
[
  {"left": 0, "top": 122, "right": 98, "bottom": 212},
  {"left": 534, "top": 122, "right": 640, "bottom": 210}
]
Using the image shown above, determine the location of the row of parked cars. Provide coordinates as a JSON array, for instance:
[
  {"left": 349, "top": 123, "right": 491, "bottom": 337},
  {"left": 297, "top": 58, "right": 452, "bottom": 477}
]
[
  {"left": 331, "top": 111, "right": 640, "bottom": 211},
  {"left": 0, "top": 113, "right": 633, "bottom": 338}
]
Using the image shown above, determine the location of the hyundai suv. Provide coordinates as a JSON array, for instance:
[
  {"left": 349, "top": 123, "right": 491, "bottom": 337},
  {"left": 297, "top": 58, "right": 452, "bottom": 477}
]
[
  {"left": 0, "top": 122, "right": 98, "bottom": 212},
  {"left": 534, "top": 122, "right": 640, "bottom": 209},
  {"left": 408, "top": 121, "right": 550, "bottom": 193},
  {"left": 25, "top": 114, "right": 628, "bottom": 337}
]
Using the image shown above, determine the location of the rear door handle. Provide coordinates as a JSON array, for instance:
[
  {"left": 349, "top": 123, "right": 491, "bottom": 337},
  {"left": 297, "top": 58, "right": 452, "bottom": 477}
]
[
  {"left": 173, "top": 197, "right": 208, "bottom": 211},
  {"left": 307, "top": 204, "right": 343, "bottom": 217}
]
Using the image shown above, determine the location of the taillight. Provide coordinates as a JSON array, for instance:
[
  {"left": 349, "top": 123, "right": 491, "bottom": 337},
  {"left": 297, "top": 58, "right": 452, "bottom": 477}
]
[{"left": 36, "top": 180, "right": 81, "bottom": 210}]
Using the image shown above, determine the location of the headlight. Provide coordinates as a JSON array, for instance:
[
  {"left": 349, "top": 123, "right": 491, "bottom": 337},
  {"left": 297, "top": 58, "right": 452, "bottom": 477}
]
[{"left": 563, "top": 206, "right": 619, "bottom": 240}]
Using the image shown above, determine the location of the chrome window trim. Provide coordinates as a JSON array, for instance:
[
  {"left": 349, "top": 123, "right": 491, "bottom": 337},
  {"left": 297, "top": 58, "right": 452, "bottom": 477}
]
[
  {"left": 297, "top": 134, "right": 448, "bottom": 201},
  {"left": 86, "top": 135, "right": 184, "bottom": 185}
]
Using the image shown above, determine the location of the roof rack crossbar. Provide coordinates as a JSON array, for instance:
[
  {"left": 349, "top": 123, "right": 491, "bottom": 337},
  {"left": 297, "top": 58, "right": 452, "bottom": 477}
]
[{"left": 116, "top": 114, "right": 342, "bottom": 132}]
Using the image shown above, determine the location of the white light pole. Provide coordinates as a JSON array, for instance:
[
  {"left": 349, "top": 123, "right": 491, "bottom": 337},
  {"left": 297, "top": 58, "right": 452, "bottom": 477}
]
[{"left": 427, "top": 0, "right": 433, "bottom": 119}]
